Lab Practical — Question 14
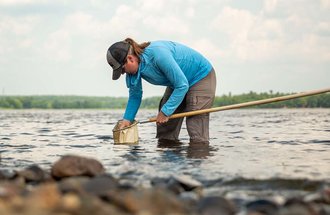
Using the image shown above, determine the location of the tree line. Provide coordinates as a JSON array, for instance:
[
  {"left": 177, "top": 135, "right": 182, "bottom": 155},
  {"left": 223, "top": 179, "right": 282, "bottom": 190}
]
[{"left": 0, "top": 91, "right": 329, "bottom": 109}]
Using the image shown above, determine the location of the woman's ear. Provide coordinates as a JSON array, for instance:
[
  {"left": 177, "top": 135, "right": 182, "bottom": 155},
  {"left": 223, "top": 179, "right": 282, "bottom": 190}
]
[{"left": 127, "top": 55, "right": 134, "bottom": 63}]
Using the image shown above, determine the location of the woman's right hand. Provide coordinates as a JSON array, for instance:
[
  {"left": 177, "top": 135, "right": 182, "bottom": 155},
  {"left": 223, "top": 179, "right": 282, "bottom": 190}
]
[
  {"left": 156, "top": 111, "right": 169, "bottom": 125},
  {"left": 119, "top": 119, "right": 131, "bottom": 129}
]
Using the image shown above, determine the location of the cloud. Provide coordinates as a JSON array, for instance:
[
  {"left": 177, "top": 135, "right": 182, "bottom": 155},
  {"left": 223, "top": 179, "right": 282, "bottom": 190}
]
[
  {"left": 44, "top": 29, "right": 71, "bottom": 62},
  {"left": 108, "top": 4, "right": 143, "bottom": 36},
  {"left": 111, "top": 1, "right": 192, "bottom": 36},
  {"left": 320, "top": 0, "right": 330, "bottom": 9},
  {"left": 189, "top": 38, "right": 225, "bottom": 62},
  {"left": 0, "top": 15, "right": 39, "bottom": 35},
  {"left": 316, "top": 21, "right": 330, "bottom": 36},
  {"left": 42, "top": 10, "right": 114, "bottom": 63},
  {"left": 210, "top": 6, "right": 283, "bottom": 61},
  {"left": 185, "top": 7, "right": 195, "bottom": 18},
  {"left": 264, "top": 0, "right": 277, "bottom": 12},
  {"left": 143, "top": 15, "right": 189, "bottom": 35},
  {"left": 137, "top": 0, "right": 165, "bottom": 11},
  {"left": 210, "top": 3, "right": 330, "bottom": 63},
  {"left": 0, "top": 0, "right": 46, "bottom": 5},
  {"left": 0, "top": 14, "right": 40, "bottom": 62}
]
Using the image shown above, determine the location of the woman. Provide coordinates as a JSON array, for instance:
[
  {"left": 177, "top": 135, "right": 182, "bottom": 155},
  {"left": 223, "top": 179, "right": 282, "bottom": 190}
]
[{"left": 106, "top": 38, "right": 216, "bottom": 143}]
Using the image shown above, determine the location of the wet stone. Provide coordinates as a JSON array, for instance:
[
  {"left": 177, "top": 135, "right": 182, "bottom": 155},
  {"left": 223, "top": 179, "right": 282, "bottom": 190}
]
[
  {"left": 178, "top": 191, "right": 200, "bottom": 209},
  {"left": 0, "top": 195, "right": 26, "bottom": 215},
  {"left": 171, "top": 175, "right": 203, "bottom": 191},
  {"left": 58, "top": 176, "right": 90, "bottom": 194},
  {"left": 0, "top": 182, "right": 24, "bottom": 199},
  {"left": 24, "top": 182, "right": 62, "bottom": 211},
  {"left": 151, "top": 177, "right": 184, "bottom": 194},
  {"left": 51, "top": 154, "right": 105, "bottom": 179},
  {"left": 279, "top": 198, "right": 318, "bottom": 215},
  {"left": 246, "top": 199, "right": 279, "bottom": 215},
  {"left": 319, "top": 205, "right": 330, "bottom": 215},
  {"left": 116, "top": 181, "right": 136, "bottom": 190},
  {"left": 0, "top": 169, "right": 16, "bottom": 180},
  {"left": 197, "top": 196, "right": 236, "bottom": 215},
  {"left": 83, "top": 174, "right": 119, "bottom": 196},
  {"left": 17, "top": 165, "right": 46, "bottom": 183},
  {"left": 104, "top": 187, "right": 188, "bottom": 214},
  {"left": 324, "top": 187, "right": 330, "bottom": 204},
  {"left": 151, "top": 175, "right": 203, "bottom": 195},
  {"left": 305, "top": 187, "right": 330, "bottom": 204},
  {"left": 151, "top": 177, "right": 170, "bottom": 187},
  {"left": 304, "top": 192, "right": 323, "bottom": 203},
  {"left": 75, "top": 194, "right": 128, "bottom": 215},
  {"left": 58, "top": 193, "right": 81, "bottom": 212}
]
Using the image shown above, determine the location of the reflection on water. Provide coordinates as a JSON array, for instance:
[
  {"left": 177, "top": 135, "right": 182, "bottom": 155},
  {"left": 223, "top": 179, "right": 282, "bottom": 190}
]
[
  {"left": 0, "top": 109, "right": 330, "bottom": 199},
  {"left": 156, "top": 139, "right": 216, "bottom": 159}
]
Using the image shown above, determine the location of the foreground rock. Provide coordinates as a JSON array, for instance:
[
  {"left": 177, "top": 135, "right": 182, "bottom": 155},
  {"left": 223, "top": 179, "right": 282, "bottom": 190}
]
[
  {"left": 51, "top": 154, "right": 105, "bottom": 178},
  {"left": 104, "top": 187, "right": 188, "bottom": 214},
  {"left": 0, "top": 154, "right": 329, "bottom": 215},
  {"left": 197, "top": 196, "right": 236, "bottom": 215}
]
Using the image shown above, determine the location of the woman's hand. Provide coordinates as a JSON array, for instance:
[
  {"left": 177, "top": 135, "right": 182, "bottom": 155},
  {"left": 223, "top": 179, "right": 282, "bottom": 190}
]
[
  {"left": 156, "top": 111, "right": 169, "bottom": 125},
  {"left": 118, "top": 119, "right": 131, "bottom": 129}
]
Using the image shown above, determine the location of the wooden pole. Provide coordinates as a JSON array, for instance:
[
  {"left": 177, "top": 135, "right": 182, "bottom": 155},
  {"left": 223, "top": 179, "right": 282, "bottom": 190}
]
[{"left": 139, "top": 88, "right": 330, "bottom": 124}]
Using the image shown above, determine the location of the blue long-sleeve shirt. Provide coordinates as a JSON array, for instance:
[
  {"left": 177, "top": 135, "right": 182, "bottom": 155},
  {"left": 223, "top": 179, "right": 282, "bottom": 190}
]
[{"left": 123, "top": 41, "right": 213, "bottom": 121}]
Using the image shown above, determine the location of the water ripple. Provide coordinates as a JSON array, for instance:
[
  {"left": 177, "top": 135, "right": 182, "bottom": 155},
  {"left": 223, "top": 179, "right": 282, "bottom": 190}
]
[{"left": 0, "top": 109, "right": 329, "bottom": 197}]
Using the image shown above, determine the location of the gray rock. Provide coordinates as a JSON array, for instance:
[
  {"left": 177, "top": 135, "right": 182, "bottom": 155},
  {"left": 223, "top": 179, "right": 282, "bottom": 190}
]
[
  {"left": 172, "top": 175, "right": 202, "bottom": 191},
  {"left": 319, "top": 205, "right": 330, "bottom": 215},
  {"left": 279, "top": 198, "right": 318, "bottom": 215},
  {"left": 246, "top": 199, "right": 279, "bottom": 215},
  {"left": 17, "top": 165, "right": 46, "bottom": 183},
  {"left": 58, "top": 176, "right": 90, "bottom": 194},
  {"left": 83, "top": 174, "right": 119, "bottom": 196},
  {"left": 305, "top": 187, "right": 330, "bottom": 205},
  {"left": 0, "top": 169, "right": 16, "bottom": 180},
  {"left": 179, "top": 191, "right": 200, "bottom": 208},
  {"left": 104, "top": 187, "right": 188, "bottom": 214},
  {"left": 197, "top": 196, "right": 236, "bottom": 215},
  {"left": 71, "top": 194, "right": 129, "bottom": 215},
  {"left": 151, "top": 175, "right": 203, "bottom": 196}
]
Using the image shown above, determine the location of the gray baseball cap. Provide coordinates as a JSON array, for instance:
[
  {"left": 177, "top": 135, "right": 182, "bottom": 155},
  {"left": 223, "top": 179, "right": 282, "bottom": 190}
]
[{"left": 106, "top": 41, "right": 130, "bottom": 80}]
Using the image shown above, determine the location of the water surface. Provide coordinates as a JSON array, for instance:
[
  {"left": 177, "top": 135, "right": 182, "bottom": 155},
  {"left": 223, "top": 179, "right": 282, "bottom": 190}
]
[{"left": 1, "top": 109, "right": 329, "bottom": 201}]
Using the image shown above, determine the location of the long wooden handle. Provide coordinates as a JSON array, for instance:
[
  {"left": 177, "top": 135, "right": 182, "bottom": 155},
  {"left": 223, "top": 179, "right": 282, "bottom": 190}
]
[{"left": 139, "top": 87, "right": 330, "bottom": 124}]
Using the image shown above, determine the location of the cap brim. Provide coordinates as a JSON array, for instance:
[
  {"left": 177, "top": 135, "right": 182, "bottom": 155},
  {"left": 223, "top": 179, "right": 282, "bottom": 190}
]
[{"left": 112, "top": 67, "right": 122, "bottom": 80}]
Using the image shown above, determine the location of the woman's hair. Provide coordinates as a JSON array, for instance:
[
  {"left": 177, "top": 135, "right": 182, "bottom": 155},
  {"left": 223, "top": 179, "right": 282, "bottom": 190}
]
[{"left": 124, "top": 38, "right": 150, "bottom": 60}]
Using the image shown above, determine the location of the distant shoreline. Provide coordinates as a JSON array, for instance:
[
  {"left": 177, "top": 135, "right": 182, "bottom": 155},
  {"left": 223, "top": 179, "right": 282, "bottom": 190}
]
[{"left": 1, "top": 91, "right": 329, "bottom": 109}]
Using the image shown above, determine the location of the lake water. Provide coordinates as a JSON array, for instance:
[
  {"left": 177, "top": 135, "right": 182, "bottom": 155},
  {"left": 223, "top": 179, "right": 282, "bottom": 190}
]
[{"left": 1, "top": 109, "right": 329, "bottom": 202}]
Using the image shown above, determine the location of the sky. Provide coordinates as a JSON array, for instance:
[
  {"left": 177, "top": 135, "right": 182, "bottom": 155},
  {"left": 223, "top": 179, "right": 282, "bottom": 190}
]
[{"left": 0, "top": 0, "right": 329, "bottom": 97}]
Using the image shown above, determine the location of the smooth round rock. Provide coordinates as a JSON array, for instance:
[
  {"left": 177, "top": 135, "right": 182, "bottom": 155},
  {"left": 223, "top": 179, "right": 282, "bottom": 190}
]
[{"left": 51, "top": 155, "right": 105, "bottom": 179}]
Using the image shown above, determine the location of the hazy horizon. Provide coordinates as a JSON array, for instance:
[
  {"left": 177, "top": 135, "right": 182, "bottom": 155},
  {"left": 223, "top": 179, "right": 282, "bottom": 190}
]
[{"left": 2, "top": 88, "right": 325, "bottom": 98}]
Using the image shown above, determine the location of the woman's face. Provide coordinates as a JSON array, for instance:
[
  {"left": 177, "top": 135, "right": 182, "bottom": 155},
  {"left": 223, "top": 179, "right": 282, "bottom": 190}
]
[{"left": 122, "top": 55, "right": 139, "bottom": 75}]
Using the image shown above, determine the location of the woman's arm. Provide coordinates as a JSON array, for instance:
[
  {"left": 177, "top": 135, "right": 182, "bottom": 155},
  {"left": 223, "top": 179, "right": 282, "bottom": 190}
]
[
  {"left": 155, "top": 49, "right": 189, "bottom": 117},
  {"left": 122, "top": 75, "right": 143, "bottom": 123}
]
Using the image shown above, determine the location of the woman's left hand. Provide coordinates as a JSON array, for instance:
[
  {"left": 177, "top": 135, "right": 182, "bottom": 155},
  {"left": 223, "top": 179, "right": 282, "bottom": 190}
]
[
  {"left": 156, "top": 111, "right": 170, "bottom": 125},
  {"left": 118, "top": 119, "right": 131, "bottom": 129}
]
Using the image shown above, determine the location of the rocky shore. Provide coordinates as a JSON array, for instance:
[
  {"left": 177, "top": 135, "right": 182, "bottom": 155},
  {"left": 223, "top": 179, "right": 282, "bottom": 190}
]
[{"left": 0, "top": 154, "right": 329, "bottom": 215}]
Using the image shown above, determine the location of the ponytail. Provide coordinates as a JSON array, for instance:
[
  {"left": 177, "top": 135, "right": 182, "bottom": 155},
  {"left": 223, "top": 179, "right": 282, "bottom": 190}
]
[{"left": 124, "top": 38, "right": 150, "bottom": 60}]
